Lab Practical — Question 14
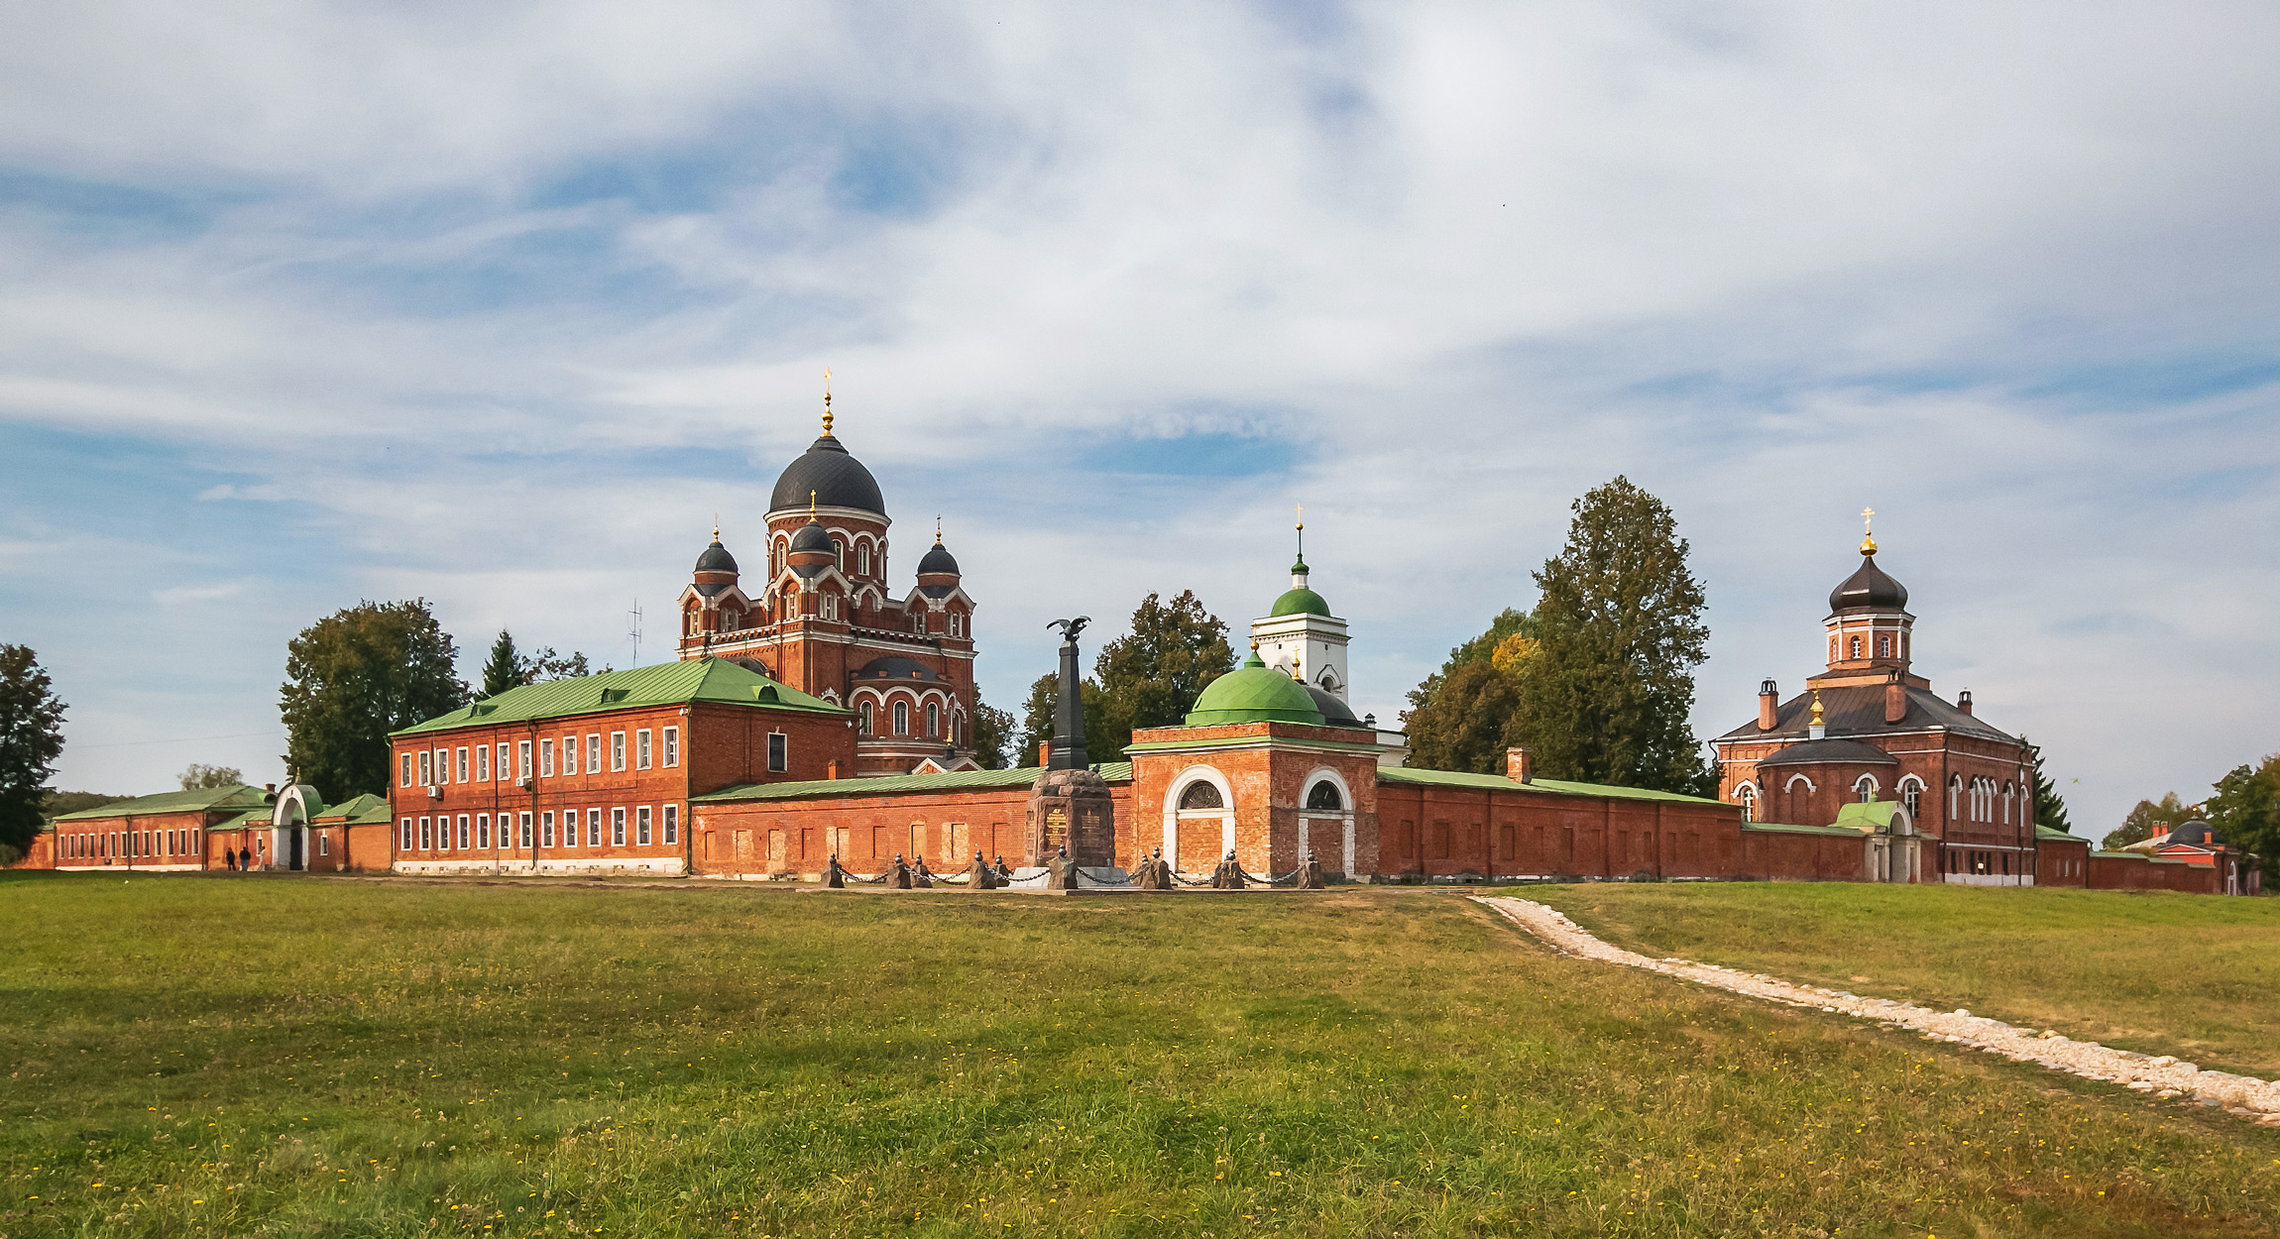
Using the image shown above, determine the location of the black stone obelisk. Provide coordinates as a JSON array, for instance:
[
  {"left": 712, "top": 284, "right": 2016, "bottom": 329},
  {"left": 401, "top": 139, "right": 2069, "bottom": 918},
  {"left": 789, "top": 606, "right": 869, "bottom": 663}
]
[{"left": 1046, "top": 617, "right": 1090, "bottom": 771}]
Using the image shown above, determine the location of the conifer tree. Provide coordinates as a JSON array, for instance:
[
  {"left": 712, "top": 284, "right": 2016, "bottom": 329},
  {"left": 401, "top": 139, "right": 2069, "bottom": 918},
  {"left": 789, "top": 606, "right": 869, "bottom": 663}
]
[
  {"left": 481, "top": 630, "right": 522, "bottom": 698},
  {"left": 1511, "top": 477, "right": 1713, "bottom": 794},
  {"left": 2020, "top": 737, "right": 2072, "bottom": 835},
  {"left": 0, "top": 644, "right": 66, "bottom": 854}
]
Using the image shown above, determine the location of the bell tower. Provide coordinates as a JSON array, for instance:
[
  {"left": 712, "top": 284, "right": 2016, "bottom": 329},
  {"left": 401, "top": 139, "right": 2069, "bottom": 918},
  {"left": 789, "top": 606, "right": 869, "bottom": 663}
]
[
  {"left": 1814, "top": 510, "right": 1925, "bottom": 688},
  {"left": 1250, "top": 508, "right": 1351, "bottom": 703}
]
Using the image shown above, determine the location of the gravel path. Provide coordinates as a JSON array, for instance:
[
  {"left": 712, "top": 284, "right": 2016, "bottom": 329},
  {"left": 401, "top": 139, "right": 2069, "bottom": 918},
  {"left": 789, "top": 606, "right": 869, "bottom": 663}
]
[{"left": 1474, "top": 895, "right": 2280, "bottom": 1126}]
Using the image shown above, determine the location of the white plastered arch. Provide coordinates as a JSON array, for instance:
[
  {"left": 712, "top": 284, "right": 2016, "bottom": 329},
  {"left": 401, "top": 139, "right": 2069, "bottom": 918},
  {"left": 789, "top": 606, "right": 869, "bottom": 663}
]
[
  {"left": 1162, "top": 763, "right": 1237, "bottom": 871},
  {"left": 1297, "top": 764, "right": 1356, "bottom": 873},
  {"left": 1784, "top": 773, "right": 1817, "bottom": 794}
]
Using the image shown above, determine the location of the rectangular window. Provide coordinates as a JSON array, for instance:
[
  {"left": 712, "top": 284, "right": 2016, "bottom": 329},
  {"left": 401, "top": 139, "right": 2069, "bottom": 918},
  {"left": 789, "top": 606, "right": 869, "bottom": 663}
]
[
  {"left": 497, "top": 742, "right": 509, "bottom": 780},
  {"left": 611, "top": 732, "right": 627, "bottom": 771},
  {"left": 419, "top": 751, "right": 433, "bottom": 785},
  {"left": 401, "top": 818, "right": 414, "bottom": 850},
  {"left": 401, "top": 753, "right": 414, "bottom": 787},
  {"left": 768, "top": 733, "right": 788, "bottom": 773},
  {"left": 587, "top": 733, "right": 601, "bottom": 772},
  {"left": 320, "top": 834, "right": 330, "bottom": 857},
  {"left": 563, "top": 810, "right": 579, "bottom": 848},
  {"left": 519, "top": 812, "right": 534, "bottom": 849},
  {"left": 477, "top": 744, "right": 489, "bottom": 782},
  {"left": 419, "top": 816, "right": 433, "bottom": 850},
  {"left": 477, "top": 813, "right": 490, "bottom": 850},
  {"left": 540, "top": 739, "right": 554, "bottom": 777},
  {"left": 562, "top": 734, "right": 578, "bottom": 775},
  {"left": 542, "top": 811, "right": 555, "bottom": 848},
  {"left": 588, "top": 807, "right": 602, "bottom": 847},
  {"left": 612, "top": 808, "right": 627, "bottom": 846},
  {"left": 663, "top": 726, "right": 679, "bottom": 768},
  {"left": 517, "top": 741, "right": 532, "bottom": 781},
  {"left": 636, "top": 805, "right": 653, "bottom": 846},
  {"left": 458, "top": 815, "right": 470, "bottom": 850},
  {"left": 456, "top": 747, "right": 469, "bottom": 782},
  {"left": 636, "top": 729, "right": 652, "bottom": 770},
  {"left": 435, "top": 748, "right": 449, "bottom": 784},
  {"left": 663, "top": 804, "right": 679, "bottom": 846}
]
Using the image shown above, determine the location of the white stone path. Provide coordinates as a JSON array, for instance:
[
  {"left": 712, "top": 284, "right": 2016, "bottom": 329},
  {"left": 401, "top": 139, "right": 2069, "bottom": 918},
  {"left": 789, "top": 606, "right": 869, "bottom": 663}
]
[{"left": 1473, "top": 895, "right": 2280, "bottom": 1126}]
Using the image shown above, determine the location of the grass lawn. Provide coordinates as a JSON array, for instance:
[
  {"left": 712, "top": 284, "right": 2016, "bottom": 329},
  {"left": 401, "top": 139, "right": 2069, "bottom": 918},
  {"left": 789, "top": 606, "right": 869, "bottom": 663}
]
[
  {"left": 1522, "top": 882, "right": 2280, "bottom": 1079},
  {"left": 1, "top": 873, "right": 2274, "bottom": 1238}
]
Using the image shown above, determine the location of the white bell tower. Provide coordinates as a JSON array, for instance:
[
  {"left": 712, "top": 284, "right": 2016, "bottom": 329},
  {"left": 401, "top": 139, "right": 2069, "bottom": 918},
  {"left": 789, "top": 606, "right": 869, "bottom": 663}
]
[{"left": 1250, "top": 508, "right": 1350, "bottom": 703}]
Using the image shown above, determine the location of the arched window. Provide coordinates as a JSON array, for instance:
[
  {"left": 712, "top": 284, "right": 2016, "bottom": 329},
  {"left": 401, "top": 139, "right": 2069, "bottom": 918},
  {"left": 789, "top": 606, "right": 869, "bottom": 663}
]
[
  {"left": 1305, "top": 781, "right": 1343, "bottom": 811},
  {"left": 951, "top": 714, "right": 962, "bottom": 745},
  {"left": 858, "top": 701, "right": 873, "bottom": 736},
  {"left": 831, "top": 537, "right": 844, "bottom": 567},
  {"left": 1854, "top": 774, "right": 1878, "bottom": 803},
  {"left": 1737, "top": 785, "right": 1757, "bottom": 823},
  {"left": 892, "top": 700, "right": 909, "bottom": 735},
  {"left": 1830, "top": 637, "right": 1839, "bottom": 661},
  {"left": 1179, "top": 781, "right": 1224, "bottom": 811},
  {"left": 857, "top": 544, "right": 871, "bottom": 576},
  {"left": 2002, "top": 782, "right": 2015, "bottom": 825},
  {"left": 1878, "top": 635, "right": 1891, "bottom": 658},
  {"left": 1848, "top": 636, "right": 1862, "bottom": 659},
  {"left": 1949, "top": 775, "right": 1963, "bottom": 819},
  {"left": 925, "top": 702, "right": 940, "bottom": 737},
  {"left": 1900, "top": 777, "right": 1923, "bottom": 820}
]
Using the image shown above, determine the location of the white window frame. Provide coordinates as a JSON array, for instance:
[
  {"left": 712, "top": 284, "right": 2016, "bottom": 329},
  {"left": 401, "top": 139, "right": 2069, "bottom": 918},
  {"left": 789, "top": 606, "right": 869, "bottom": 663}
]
[
  {"left": 419, "top": 816, "right": 433, "bottom": 849},
  {"left": 768, "top": 732, "right": 788, "bottom": 773},
  {"left": 611, "top": 732, "right": 627, "bottom": 772},
  {"left": 541, "top": 738, "right": 555, "bottom": 778},
  {"left": 637, "top": 805, "right": 652, "bottom": 846},
  {"left": 519, "top": 811, "right": 534, "bottom": 849},
  {"left": 477, "top": 744, "right": 489, "bottom": 782},
  {"left": 588, "top": 807, "right": 602, "bottom": 847},
  {"left": 564, "top": 810, "right": 579, "bottom": 849},
  {"left": 636, "top": 729, "right": 652, "bottom": 771},
  {"left": 419, "top": 751, "right": 433, "bottom": 786},
  {"left": 319, "top": 833, "right": 330, "bottom": 857},
  {"left": 562, "top": 734, "right": 577, "bottom": 775},
  {"left": 458, "top": 814, "right": 471, "bottom": 850},
  {"left": 401, "top": 753, "right": 414, "bottom": 787},
  {"left": 542, "top": 811, "right": 555, "bottom": 848},
  {"left": 456, "top": 747, "right": 469, "bottom": 782},
  {"left": 612, "top": 807, "right": 627, "bottom": 846},
  {"left": 497, "top": 743, "right": 510, "bottom": 781},
  {"left": 926, "top": 701, "right": 940, "bottom": 737},
  {"left": 517, "top": 740, "right": 533, "bottom": 781},
  {"left": 477, "top": 813, "right": 490, "bottom": 850},
  {"left": 663, "top": 804, "right": 679, "bottom": 846},
  {"left": 663, "top": 726, "right": 679, "bottom": 768},
  {"left": 587, "top": 733, "right": 601, "bottom": 773},
  {"left": 893, "top": 700, "right": 909, "bottom": 735},
  {"left": 401, "top": 818, "right": 414, "bottom": 850}
]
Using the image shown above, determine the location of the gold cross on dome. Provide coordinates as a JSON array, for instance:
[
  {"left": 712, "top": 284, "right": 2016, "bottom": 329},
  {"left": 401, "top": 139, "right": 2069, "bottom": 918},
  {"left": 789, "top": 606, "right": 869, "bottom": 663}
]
[
  {"left": 820, "top": 369, "right": 835, "bottom": 436},
  {"left": 1295, "top": 502, "right": 1304, "bottom": 531},
  {"left": 1862, "top": 506, "right": 1874, "bottom": 535}
]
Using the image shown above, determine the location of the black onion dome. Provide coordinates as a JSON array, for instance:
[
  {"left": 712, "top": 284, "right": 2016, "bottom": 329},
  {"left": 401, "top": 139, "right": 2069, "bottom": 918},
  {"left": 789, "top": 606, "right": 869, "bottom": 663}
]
[
  {"left": 789, "top": 520, "right": 836, "bottom": 556},
  {"left": 1829, "top": 554, "right": 1909, "bottom": 613},
  {"left": 2167, "top": 819, "right": 2216, "bottom": 846},
  {"left": 771, "top": 435, "right": 885, "bottom": 515},
  {"left": 1301, "top": 683, "right": 1362, "bottom": 727},
  {"left": 916, "top": 541, "right": 960, "bottom": 576},
  {"left": 694, "top": 539, "right": 737, "bottom": 575}
]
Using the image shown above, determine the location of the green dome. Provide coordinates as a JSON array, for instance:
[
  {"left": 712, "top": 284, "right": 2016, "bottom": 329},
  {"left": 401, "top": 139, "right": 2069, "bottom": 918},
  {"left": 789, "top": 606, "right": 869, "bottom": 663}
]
[
  {"left": 1270, "top": 587, "right": 1331, "bottom": 617},
  {"left": 1184, "top": 655, "right": 1326, "bottom": 726}
]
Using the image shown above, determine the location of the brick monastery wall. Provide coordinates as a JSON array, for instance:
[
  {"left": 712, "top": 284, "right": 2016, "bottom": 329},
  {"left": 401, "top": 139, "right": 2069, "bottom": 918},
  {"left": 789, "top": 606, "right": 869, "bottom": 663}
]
[{"left": 689, "top": 783, "right": 1099, "bottom": 878}]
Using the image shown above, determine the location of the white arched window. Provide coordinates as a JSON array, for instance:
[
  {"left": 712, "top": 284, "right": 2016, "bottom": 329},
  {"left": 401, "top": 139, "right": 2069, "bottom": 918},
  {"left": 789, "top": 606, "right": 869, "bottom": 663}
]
[
  {"left": 1305, "top": 780, "right": 1343, "bottom": 811},
  {"left": 1179, "top": 781, "right": 1224, "bottom": 810},
  {"left": 892, "top": 700, "right": 909, "bottom": 735},
  {"left": 1899, "top": 776, "right": 1924, "bottom": 821},
  {"left": 2002, "top": 782, "right": 2016, "bottom": 825},
  {"left": 858, "top": 701, "right": 873, "bottom": 736},
  {"left": 1853, "top": 774, "right": 1879, "bottom": 803},
  {"left": 857, "top": 544, "right": 871, "bottom": 576},
  {"left": 1950, "top": 775, "right": 1964, "bottom": 820},
  {"left": 925, "top": 702, "right": 940, "bottom": 737},
  {"left": 1737, "top": 784, "right": 1757, "bottom": 823},
  {"left": 1849, "top": 636, "right": 1862, "bottom": 659},
  {"left": 1878, "top": 635, "right": 1891, "bottom": 658}
]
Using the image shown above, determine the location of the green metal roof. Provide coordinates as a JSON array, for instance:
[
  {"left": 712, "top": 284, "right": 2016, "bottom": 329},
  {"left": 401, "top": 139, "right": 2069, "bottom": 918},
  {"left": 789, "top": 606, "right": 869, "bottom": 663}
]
[
  {"left": 1744, "top": 820, "right": 1870, "bottom": 837},
  {"left": 209, "top": 808, "right": 269, "bottom": 832},
  {"left": 392, "top": 658, "right": 848, "bottom": 738},
  {"left": 51, "top": 783, "right": 270, "bottom": 823},
  {"left": 1832, "top": 800, "right": 1903, "bottom": 830},
  {"left": 1269, "top": 585, "right": 1332, "bottom": 618},
  {"left": 313, "top": 792, "right": 393, "bottom": 825},
  {"left": 1378, "top": 765, "right": 1728, "bottom": 806},
  {"left": 2036, "top": 825, "right": 2085, "bottom": 843},
  {"left": 694, "top": 762, "right": 1135, "bottom": 804},
  {"left": 1184, "top": 655, "right": 1324, "bottom": 726}
]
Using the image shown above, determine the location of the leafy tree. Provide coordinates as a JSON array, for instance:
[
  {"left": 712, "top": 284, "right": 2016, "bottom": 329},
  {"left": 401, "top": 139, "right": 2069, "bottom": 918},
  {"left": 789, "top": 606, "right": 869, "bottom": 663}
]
[
  {"left": 2205, "top": 754, "right": 2280, "bottom": 863},
  {"left": 178, "top": 763, "right": 244, "bottom": 790},
  {"left": 1510, "top": 477, "right": 1713, "bottom": 794},
  {"left": 42, "top": 790, "right": 127, "bottom": 820},
  {"left": 0, "top": 644, "right": 68, "bottom": 854},
  {"left": 281, "top": 600, "right": 468, "bottom": 799},
  {"left": 1403, "top": 609, "right": 1538, "bottom": 773},
  {"left": 970, "top": 695, "right": 1017, "bottom": 770},
  {"left": 481, "top": 630, "right": 522, "bottom": 698},
  {"left": 2020, "top": 737, "right": 2071, "bottom": 835},
  {"left": 2102, "top": 792, "right": 2195, "bottom": 851},
  {"left": 519, "top": 648, "right": 593, "bottom": 683},
  {"left": 1089, "top": 591, "right": 1236, "bottom": 760},
  {"left": 1015, "top": 672, "right": 1104, "bottom": 767}
]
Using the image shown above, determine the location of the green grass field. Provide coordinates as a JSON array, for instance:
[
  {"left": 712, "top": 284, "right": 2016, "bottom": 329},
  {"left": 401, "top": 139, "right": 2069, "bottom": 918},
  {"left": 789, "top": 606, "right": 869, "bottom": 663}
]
[
  {"left": 3, "top": 873, "right": 2276, "bottom": 1238},
  {"left": 1523, "top": 882, "right": 2280, "bottom": 1078}
]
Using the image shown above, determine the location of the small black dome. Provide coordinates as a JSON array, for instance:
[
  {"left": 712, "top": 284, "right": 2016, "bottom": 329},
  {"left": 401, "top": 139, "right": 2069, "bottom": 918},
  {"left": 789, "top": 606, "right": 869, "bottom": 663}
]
[
  {"left": 789, "top": 520, "right": 836, "bottom": 556},
  {"left": 771, "top": 436, "right": 885, "bottom": 515},
  {"left": 1301, "top": 683, "right": 1362, "bottom": 727},
  {"left": 857, "top": 656, "right": 941, "bottom": 682},
  {"left": 916, "top": 541, "right": 960, "bottom": 576},
  {"left": 694, "top": 539, "right": 737, "bottom": 575},
  {"left": 2167, "top": 819, "right": 2216, "bottom": 846},
  {"left": 1830, "top": 554, "right": 1909, "bottom": 613}
]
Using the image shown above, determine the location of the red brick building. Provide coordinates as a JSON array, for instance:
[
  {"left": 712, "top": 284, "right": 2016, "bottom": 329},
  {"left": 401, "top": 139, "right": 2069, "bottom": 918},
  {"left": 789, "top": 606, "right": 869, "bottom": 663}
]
[
  {"left": 45, "top": 783, "right": 268, "bottom": 872},
  {"left": 674, "top": 394, "right": 978, "bottom": 775}
]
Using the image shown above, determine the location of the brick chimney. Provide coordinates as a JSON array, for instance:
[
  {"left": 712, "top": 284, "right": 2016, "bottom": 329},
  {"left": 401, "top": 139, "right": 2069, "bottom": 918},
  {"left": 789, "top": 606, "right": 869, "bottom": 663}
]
[
  {"left": 1957, "top": 689, "right": 1973, "bottom": 716},
  {"left": 1506, "top": 747, "right": 1533, "bottom": 784},
  {"left": 826, "top": 759, "right": 840, "bottom": 780},
  {"left": 1757, "top": 679, "right": 1779, "bottom": 731},
  {"left": 1885, "top": 673, "right": 1906, "bottom": 724},
  {"left": 1038, "top": 740, "right": 1052, "bottom": 767}
]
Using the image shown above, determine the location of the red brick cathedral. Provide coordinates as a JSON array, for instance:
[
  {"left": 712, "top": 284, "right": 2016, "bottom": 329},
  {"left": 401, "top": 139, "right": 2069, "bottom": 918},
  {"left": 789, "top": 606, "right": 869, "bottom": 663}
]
[
  {"left": 674, "top": 394, "right": 978, "bottom": 776},
  {"left": 1710, "top": 516, "right": 2045, "bottom": 885}
]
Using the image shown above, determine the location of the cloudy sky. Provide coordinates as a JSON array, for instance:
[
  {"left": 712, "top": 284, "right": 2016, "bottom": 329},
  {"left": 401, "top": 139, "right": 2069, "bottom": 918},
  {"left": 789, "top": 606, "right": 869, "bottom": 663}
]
[{"left": 4, "top": 2, "right": 2276, "bottom": 832}]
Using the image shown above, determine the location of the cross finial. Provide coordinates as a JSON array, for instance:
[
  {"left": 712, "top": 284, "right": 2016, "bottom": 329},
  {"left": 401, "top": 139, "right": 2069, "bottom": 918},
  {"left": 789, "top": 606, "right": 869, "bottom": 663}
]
[
  {"left": 809, "top": 489, "right": 818, "bottom": 522},
  {"left": 935, "top": 514, "right": 942, "bottom": 543},
  {"left": 712, "top": 511, "right": 719, "bottom": 542},
  {"left": 1859, "top": 506, "right": 1878, "bottom": 556},
  {"left": 821, "top": 368, "right": 834, "bottom": 436}
]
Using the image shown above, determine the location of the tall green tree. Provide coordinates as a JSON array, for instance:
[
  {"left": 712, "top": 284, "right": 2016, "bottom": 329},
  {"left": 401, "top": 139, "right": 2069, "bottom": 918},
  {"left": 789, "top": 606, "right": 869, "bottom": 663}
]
[
  {"left": 970, "top": 695, "right": 1016, "bottom": 770},
  {"left": 178, "top": 763, "right": 244, "bottom": 790},
  {"left": 1403, "top": 609, "right": 1538, "bottom": 773},
  {"left": 2102, "top": 792, "right": 2195, "bottom": 850},
  {"left": 520, "top": 648, "right": 593, "bottom": 683},
  {"left": 2206, "top": 754, "right": 2280, "bottom": 863},
  {"left": 2020, "top": 737, "right": 2072, "bottom": 835},
  {"left": 1091, "top": 591, "right": 1236, "bottom": 760},
  {"left": 481, "top": 630, "right": 522, "bottom": 698},
  {"left": 0, "top": 644, "right": 67, "bottom": 855},
  {"left": 281, "top": 600, "right": 468, "bottom": 798},
  {"left": 1511, "top": 477, "right": 1713, "bottom": 795},
  {"left": 1015, "top": 672, "right": 1105, "bottom": 767}
]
